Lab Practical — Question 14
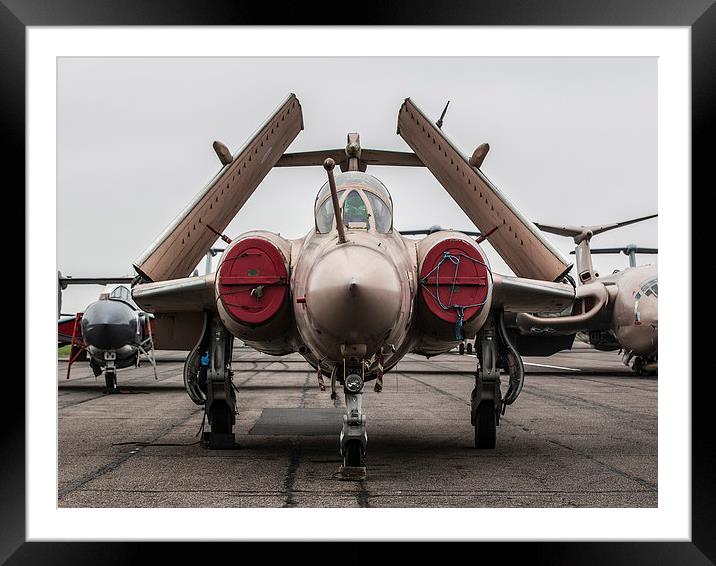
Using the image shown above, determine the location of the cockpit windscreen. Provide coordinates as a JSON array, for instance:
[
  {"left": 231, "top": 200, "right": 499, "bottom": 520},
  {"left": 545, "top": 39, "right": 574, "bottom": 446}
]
[{"left": 314, "top": 172, "right": 393, "bottom": 234}]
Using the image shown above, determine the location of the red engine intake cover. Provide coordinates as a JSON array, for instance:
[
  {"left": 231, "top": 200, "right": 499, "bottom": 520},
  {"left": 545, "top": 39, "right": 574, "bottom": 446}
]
[
  {"left": 218, "top": 237, "right": 288, "bottom": 326},
  {"left": 419, "top": 238, "right": 490, "bottom": 323}
]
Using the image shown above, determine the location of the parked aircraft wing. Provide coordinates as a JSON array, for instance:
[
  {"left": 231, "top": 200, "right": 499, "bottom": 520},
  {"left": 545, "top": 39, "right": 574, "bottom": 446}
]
[
  {"left": 360, "top": 150, "right": 424, "bottom": 167},
  {"left": 586, "top": 247, "right": 658, "bottom": 255},
  {"left": 58, "top": 275, "right": 134, "bottom": 288},
  {"left": 589, "top": 214, "right": 657, "bottom": 236},
  {"left": 533, "top": 222, "right": 586, "bottom": 238},
  {"left": 132, "top": 274, "right": 216, "bottom": 313},
  {"left": 397, "top": 98, "right": 571, "bottom": 282},
  {"left": 134, "top": 94, "right": 303, "bottom": 282},
  {"left": 400, "top": 228, "right": 481, "bottom": 237},
  {"left": 275, "top": 149, "right": 345, "bottom": 167},
  {"left": 492, "top": 274, "right": 576, "bottom": 313},
  {"left": 535, "top": 214, "right": 658, "bottom": 240},
  {"left": 276, "top": 148, "right": 423, "bottom": 170}
]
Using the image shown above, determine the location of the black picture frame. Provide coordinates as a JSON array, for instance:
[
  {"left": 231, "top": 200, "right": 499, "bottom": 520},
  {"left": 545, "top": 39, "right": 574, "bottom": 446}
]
[{"left": 4, "top": 0, "right": 709, "bottom": 562}]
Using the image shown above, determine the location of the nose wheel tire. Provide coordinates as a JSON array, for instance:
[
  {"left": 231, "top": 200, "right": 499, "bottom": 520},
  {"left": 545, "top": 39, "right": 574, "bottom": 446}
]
[
  {"left": 474, "top": 401, "right": 497, "bottom": 449},
  {"left": 104, "top": 370, "right": 117, "bottom": 392},
  {"left": 466, "top": 342, "right": 473, "bottom": 355},
  {"left": 459, "top": 343, "right": 465, "bottom": 355},
  {"left": 343, "top": 439, "right": 364, "bottom": 467}
]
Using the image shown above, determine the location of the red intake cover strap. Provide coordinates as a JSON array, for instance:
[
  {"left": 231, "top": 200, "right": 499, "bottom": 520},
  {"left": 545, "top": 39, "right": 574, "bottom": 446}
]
[{"left": 419, "top": 238, "right": 489, "bottom": 323}]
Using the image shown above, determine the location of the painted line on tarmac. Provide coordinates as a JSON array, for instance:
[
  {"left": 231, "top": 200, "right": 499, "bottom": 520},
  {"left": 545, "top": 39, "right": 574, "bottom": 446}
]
[
  {"left": 454, "top": 353, "right": 580, "bottom": 373},
  {"left": 524, "top": 362, "right": 580, "bottom": 372}
]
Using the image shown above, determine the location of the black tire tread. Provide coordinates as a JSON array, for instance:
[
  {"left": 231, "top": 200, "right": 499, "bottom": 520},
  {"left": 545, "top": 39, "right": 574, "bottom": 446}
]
[
  {"left": 344, "top": 439, "right": 363, "bottom": 467},
  {"left": 474, "top": 401, "right": 496, "bottom": 449}
]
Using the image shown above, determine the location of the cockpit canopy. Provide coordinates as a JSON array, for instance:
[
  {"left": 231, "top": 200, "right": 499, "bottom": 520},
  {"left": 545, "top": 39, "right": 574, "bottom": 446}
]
[
  {"left": 110, "top": 285, "right": 131, "bottom": 301},
  {"left": 314, "top": 172, "right": 393, "bottom": 234},
  {"left": 636, "top": 277, "right": 658, "bottom": 299}
]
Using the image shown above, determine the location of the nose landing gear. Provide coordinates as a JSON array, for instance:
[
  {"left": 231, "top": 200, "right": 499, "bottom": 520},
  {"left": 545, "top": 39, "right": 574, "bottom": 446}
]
[
  {"left": 104, "top": 367, "right": 118, "bottom": 392},
  {"left": 103, "top": 352, "right": 119, "bottom": 393},
  {"left": 631, "top": 355, "right": 658, "bottom": 376},
  {"left": 338, "top": 365, "right": 367, "bottom": 479}
]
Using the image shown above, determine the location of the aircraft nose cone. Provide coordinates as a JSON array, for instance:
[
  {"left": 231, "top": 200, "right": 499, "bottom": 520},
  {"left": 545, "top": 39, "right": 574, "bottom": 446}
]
[
  {"left": 616, "top": 295, "right": 658, "bottom": 356},
  {"left": 305, "top": 244, "right": 402, "bottom": 347},
  {"left": 81, "top": 300, "right": 137, "bottom": 350}
]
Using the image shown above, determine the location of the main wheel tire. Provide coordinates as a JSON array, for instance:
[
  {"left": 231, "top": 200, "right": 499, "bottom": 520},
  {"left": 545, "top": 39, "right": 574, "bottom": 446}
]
[
  {"left": 632, "top": 357, "right": 644, "bottom": 375},
  {"left": 212, "top": 405, "right": 232, "bottom": 434},
  {"left": 104, "top": 371, "right": 117, "bottom": 391},
  {"left": 344, "top": 439, "right": 364, "bottom": 467},
  {"left": 474, "top": 401, "right": 497, "bottom": 449},
  {"left": 459, "top": 343, "right": 465, "bottom": 355},
  {"left": 466, "top": 342, "right": 473, "bottom": 355}
]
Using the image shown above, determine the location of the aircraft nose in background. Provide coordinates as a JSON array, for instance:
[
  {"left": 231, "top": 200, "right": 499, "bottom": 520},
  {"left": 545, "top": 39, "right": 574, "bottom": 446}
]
[
  {"left": 305, "top": 244, "right": 403, "bottom": 348},
  {"left": 81, "top": 300, "right": 137, "bottom": 350}
]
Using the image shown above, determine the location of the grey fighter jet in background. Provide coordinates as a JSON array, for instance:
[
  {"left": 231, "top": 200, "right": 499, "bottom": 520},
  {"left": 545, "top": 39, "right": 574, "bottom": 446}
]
[
  {"left": 58, "top": 249, "right": 226, "bottom": 390},
  {"left": 59, "top": 283, "right": 158, "bottom": 390}
]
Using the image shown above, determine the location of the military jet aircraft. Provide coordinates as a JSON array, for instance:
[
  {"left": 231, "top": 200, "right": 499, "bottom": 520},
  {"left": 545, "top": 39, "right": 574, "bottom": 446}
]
[
  {"left": 524, "top": 216, "right": 658, "bottom": 374},
  {"left": 59, "top": 248, "right": 225, "bottom": 389},
  {"left": 130, "top": 94, "right": 610, "bottom": 472},
  {"left": 60, "top": 284, "right": 158, "bottom": 390}
]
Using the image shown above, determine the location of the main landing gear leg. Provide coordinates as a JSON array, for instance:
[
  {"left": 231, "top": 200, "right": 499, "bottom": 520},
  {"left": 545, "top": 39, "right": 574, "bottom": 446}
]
[
  {"left": 203, "top": 317, "right": 237, "bottom": 450},
  {"left": 339, "top": 367, "right": 367, "bottom": 479},
  {"left": 471, "top": 316, "right": 501, "bottom": 449}
]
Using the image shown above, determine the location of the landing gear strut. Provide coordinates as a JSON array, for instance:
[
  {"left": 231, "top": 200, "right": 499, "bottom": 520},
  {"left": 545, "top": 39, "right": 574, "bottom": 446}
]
[
  {"left": 339, "top": 363, "right": 367, "bottom": 477},
  {"left": 103, "top": 352, "right": 118, "bottom": 393},
  {"left": 203, "top": 317, "right": 237, "bottom": 449},
  {"left": 471, "top": 317, "right": 501, "bottom": 449}
]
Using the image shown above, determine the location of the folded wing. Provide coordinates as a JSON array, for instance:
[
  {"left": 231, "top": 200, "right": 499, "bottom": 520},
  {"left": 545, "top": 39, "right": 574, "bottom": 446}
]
[
  {"left": 397, "top": 98, "right": 571, "bottom": 282},
  {"left": 133, "top": 94, "right": 303, "bottom": 282}
]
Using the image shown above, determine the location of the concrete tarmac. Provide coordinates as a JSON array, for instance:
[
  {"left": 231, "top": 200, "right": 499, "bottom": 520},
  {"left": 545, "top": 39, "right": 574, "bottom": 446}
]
[{"left": 57, "top": 343, "right": 657, "bottom": 508}]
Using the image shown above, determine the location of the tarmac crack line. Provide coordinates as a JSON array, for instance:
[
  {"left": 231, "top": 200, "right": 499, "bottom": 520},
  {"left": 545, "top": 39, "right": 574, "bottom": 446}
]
[
  {"left": 398, "top": 373, "right": 470, "bottom": 406},
  {"left": 282, "top": 373, "right": 311, "bottom": 508},
  {"left": 398, "top": 373, "right": 657, "bottom": 494},
  {"left": 357, "top": 480, "right": 371, "bottom": 508},
  {"left": 546, "top": 374, "right": 657, "bottom": 393},
  {"left": 58, "top": 392, "right": 108, "bottom": 409},
  {"left": 58, "top": 406, "right": 204, "bottom": 501},
  {"left": 539, "top": 436, "right": 657, "bottom": 492},
  {"left": 59, "top": 364, "right": 180, "bottom": 384},
  {"left": 519, "top": 386, "right": 657, "bottom": 429},
  {"left": 409, "top": 354, "right": 650, "bottom": 380},
  {"left": 406, "top": 365, "right": 656, "bottom": 431}
]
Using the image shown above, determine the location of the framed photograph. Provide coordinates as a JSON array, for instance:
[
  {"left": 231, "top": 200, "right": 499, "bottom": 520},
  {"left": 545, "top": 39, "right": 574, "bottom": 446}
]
[{"left": 6, "top": 0, "right": 709, "bottom": 561}]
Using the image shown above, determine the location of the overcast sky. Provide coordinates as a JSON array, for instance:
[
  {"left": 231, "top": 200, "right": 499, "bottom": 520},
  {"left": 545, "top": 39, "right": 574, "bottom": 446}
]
[{"left": 57, "top": 56, "right": 657, "bottom": 314}]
